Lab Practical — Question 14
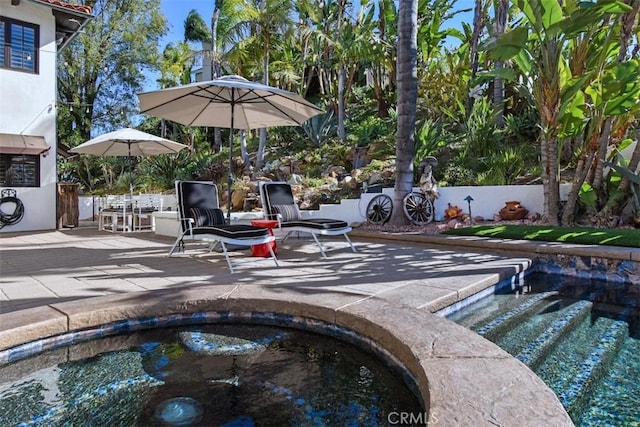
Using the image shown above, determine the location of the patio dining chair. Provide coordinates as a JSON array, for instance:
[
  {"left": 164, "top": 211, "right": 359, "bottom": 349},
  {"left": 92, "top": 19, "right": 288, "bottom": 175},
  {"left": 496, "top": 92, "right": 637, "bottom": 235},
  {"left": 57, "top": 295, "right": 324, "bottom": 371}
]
[
  {"left": 169, "top": 180, "right": 278, "bottom": 273},
  {"left": 98, "top": 195, "right": 133, "bottom": 233},
  {"left": 131, "top": 194, "right": 164, "bottom": 232},
  {"left": 259, "top": 181, "right": 356, "bottom": 258}
]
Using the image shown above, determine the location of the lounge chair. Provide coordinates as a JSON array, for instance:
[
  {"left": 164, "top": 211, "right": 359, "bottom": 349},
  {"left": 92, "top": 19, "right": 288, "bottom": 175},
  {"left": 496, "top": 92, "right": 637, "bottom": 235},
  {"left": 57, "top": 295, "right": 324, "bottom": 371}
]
[
  {"left": 169, "top": 180, "right": 278, "bottom": 273},
  {"left": 259, "top": 181, "right": 356, "bottom": 258}
]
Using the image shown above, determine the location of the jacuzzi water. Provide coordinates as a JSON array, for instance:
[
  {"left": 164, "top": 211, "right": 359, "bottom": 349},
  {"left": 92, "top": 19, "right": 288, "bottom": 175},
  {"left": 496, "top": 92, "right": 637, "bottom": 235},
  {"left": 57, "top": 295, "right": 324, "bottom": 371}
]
[
  {"left": 0, "top": 324, "right": 423, "bottom": 426},
  {"left": 447, "top": 272, "right": 639, "bottom": 426}
]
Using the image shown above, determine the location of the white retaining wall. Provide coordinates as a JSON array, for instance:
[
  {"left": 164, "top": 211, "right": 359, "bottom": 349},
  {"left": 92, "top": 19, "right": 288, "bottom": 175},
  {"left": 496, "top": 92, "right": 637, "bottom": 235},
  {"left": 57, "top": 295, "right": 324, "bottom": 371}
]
[
  {"left": 89, "top": 184, "right": 569, "bottom": 238},
  {"left": 309, "top": 184, "right": 571, "bottom": 225}
]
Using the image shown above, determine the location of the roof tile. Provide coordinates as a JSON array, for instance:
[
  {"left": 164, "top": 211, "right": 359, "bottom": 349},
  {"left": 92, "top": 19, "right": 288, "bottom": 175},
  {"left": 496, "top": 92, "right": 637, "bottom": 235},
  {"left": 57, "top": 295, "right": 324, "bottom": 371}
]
[{"left": 37, "top": 0, "right": 92, "bottom": 15}]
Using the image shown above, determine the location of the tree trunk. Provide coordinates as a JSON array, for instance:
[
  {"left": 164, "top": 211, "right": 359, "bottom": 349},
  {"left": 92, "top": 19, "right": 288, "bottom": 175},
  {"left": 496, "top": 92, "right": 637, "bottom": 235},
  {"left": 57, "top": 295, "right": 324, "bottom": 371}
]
[
  {"left": 493, "top": 0, "right": 508, "bottom": 127},
  {"left": 390, "top": 0, "right": 418, "bottom": 226},
  {"left": 256, "top": 48, "right": 269, "bottom": 169},
  {"left": 540, "top": 131, "right": 560, "bottom": 225},
  {"left": 561, "top": 115, "right": 605, "bottom": 224},
  {"left": 470, "top": 0, "right": 485, "bottom": 78},
  {"left": 337, "top": 63, "right": 346, "bottom": 141},
  {"left": 211, "top": 5, "right": 223, "bottom": 153},
  {"left": 538, "top": 69, "right": 561, "bottom": 225},
  {"left": 239, "top": 130, "right": 251, "bottom": 172},
  {"left": 537, "top": 34, "right": 562, "bottom": 225},
  {"left": 592, "top": 118, "right": 611, "bottom": 191},
  {"left": 560, "top": 152, "right": 595, "bottom": 225},
  {"left": 214, "top": 128, "right": 222, "bottom": 152}
]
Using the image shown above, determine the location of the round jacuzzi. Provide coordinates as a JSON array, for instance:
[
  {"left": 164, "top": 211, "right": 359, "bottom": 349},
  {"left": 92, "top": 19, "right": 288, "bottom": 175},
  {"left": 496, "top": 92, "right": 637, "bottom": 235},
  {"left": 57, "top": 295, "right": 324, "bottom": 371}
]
[{"left": 0, "top": 313, "right": 423, "bottom": 426}]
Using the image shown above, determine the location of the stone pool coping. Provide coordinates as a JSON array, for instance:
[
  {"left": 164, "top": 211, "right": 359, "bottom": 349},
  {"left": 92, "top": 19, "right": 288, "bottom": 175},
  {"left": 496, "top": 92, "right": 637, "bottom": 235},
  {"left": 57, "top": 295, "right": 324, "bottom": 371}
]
[{"left": 3, "top": 228, "right": 635, "bottom": 426}]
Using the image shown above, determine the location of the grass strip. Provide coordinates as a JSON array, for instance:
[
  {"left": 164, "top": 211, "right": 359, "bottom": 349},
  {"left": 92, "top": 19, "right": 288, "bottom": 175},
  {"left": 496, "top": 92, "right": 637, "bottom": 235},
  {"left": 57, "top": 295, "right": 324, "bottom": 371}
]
[{"left": 442, "top": 224, "right": 639, "bottom": 248}]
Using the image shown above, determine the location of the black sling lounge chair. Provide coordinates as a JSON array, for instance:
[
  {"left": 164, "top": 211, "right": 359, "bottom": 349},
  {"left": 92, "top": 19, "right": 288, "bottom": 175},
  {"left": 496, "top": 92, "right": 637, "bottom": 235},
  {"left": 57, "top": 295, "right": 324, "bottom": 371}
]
[
  {"left": 259, "top": 181, "right": 356, "bottom": 258},
  {"left": 169, "top": 180, "right": 278, "bottom": 273}
]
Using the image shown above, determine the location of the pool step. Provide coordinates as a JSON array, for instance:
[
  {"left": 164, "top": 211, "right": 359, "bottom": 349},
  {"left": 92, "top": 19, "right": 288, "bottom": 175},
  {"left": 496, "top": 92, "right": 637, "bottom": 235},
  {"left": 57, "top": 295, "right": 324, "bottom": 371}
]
[
  {"left": 557, "top": 312, "right": 630, "bottom": 424},
  {"left": 472, "top": 291, "right": 559, "bottom": 339},
  {"left": 515, "top": 299, "right": 593, "bottom": 369},
  {"left": 579, "top": 336, "right": 640, "bottom": 425},
  {"left": 485, "top": 296, "right": 577, "bottom": 356}
]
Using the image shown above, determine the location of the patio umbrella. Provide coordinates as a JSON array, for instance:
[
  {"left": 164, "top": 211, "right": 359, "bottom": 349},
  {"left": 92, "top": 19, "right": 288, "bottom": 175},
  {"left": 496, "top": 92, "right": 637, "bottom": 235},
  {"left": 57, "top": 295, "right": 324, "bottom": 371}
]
[
  {"left": 136, "top": 74, "right": 323, "bottom": 220},
  {"left": 69, "top": 128, "right": 188, "bottom": 195}
]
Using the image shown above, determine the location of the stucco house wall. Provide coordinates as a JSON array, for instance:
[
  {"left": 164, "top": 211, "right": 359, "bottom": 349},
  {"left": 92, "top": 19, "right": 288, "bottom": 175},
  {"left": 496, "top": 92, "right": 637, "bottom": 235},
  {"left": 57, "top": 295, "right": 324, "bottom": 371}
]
[
  {"left": 1, "top": 2, "right": 57, "bottom": 232},
  {"left": 0, "top": 0, "right": 90, "bottom": 233}
]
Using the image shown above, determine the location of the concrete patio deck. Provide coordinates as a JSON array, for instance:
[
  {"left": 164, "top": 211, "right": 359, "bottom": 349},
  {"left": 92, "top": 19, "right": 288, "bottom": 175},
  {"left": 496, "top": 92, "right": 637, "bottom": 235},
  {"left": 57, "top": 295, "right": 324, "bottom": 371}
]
[
  {"left": 0, "top": 227, "right": 539, "bottom": 314},
  {"left": 3, "top": 226, "right": 630, "bottom": 425}
]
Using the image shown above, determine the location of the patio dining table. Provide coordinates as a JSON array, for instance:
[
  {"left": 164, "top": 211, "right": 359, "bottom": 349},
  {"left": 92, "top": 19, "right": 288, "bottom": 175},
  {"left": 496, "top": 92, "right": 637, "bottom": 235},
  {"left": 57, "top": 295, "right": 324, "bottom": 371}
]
[{"left": 98, "top": 195, "right": 163, "bottom": 233}]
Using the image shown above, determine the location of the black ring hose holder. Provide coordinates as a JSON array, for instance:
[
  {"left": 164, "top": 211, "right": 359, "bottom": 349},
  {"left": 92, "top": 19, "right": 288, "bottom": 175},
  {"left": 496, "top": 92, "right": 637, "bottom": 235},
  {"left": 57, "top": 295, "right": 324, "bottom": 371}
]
[{"left": 0, "top": 189, "right": 25, "bottom": 229}]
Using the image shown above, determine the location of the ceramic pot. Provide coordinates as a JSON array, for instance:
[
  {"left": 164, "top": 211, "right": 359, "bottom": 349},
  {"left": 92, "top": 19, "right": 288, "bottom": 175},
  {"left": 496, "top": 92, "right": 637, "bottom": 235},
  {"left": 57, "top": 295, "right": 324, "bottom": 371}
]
[{"left": 499, "top": 201, "right": 529, "bottom": 220}]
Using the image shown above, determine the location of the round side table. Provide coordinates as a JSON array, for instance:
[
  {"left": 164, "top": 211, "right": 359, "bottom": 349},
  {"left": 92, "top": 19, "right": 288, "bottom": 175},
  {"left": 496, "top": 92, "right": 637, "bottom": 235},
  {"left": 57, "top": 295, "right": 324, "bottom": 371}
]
[{"left": 250, "top": 219, "right": 278, "bottom": 257}]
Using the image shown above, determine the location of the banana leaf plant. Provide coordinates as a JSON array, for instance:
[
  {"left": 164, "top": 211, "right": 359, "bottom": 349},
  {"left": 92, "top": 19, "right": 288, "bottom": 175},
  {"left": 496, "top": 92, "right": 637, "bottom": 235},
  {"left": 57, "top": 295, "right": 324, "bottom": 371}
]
[
  {"left": 483, "top": 0, "right": 633, "bottom": 225},
  {"left": 602, "top": 155, "right": 640, "bottom": 223}
]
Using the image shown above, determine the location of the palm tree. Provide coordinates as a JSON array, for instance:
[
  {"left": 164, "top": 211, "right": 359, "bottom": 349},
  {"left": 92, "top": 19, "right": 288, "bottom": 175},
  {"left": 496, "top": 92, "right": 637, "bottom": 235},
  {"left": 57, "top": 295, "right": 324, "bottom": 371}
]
[
  {"left": 369, "top": 0, "right": 397, "bottom": 117},
  {"left": 183, "top": 4, "right": 243, "bottom": 152},
  {"left": 157, "top": 41, "right": 197, "bottom": 139},
  {"left": 492, "top": 0, "right": 509, "bottom": 127},
  {"left": 390, "top": 0, "right": 418, "bottom": 226},
  {"left": 469, "top": 0, "right": 488, "bottom": 79},
  {"left": 334, "top": 0, "right": 378, "bottom": 140},
  {"left": 184, "top": 8, "right": 219, "bottom": 150},
  {"left": 486, "top": 0, "right": 565, "bottom": 224},
  {"left": 487, "top": 0, "right": 635, "bottom": 225},
  {"left": 227, "top": 0, "right": 295, "bottom": 169}
]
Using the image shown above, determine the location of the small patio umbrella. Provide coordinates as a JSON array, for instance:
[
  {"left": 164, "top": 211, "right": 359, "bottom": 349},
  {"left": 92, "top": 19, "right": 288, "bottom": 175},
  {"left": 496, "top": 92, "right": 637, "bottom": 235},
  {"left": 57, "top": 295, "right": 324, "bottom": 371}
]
[
  {"left": 137, "top": 75, "right": 323, "bottom": 220},
  {"left": 69, "top": 128, "right": 188, "bottom": 195}
]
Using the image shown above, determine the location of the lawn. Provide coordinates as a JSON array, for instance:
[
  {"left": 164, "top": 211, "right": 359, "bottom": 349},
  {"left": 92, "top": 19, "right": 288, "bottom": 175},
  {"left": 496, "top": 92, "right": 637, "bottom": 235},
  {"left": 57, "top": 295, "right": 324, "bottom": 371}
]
[{"left": 443, "top": 224, "right": 639, "bottom": 248}]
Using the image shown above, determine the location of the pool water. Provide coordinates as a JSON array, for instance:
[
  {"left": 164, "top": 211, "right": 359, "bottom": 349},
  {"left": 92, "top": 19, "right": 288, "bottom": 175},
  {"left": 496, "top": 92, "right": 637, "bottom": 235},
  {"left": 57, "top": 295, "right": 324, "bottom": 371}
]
[
  {"left": 0, "top": 324, "right": 423, "bottom": 426},
  {"left": 447, "top": 272, "right": 639, "bottom": 426}
]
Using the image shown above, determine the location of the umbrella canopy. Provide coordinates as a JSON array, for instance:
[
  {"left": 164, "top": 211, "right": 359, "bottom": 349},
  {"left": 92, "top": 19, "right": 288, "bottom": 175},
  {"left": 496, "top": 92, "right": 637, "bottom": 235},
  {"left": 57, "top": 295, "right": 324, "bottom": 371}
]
[
  {"left": 69, "top": 128, "right": 187, "bottom": 157},
  {"left": 137, "top": 75, "right": 324, "bottom": 220},
  {"left": 70, "top": 128, "right": 188, "bottom": 194},
  {"left": 137, "top": 75, "right": 323, "bottom": 129}
]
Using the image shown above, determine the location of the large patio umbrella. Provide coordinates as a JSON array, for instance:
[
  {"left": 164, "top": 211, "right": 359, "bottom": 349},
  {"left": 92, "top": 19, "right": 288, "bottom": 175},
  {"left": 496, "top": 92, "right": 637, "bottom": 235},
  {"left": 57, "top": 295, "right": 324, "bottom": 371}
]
[
  {"left": 69, "top": 128, "right": 188, "bottom": 195},
  {"left": 136, "top": 75, "right": 323, "bottom": 220}
]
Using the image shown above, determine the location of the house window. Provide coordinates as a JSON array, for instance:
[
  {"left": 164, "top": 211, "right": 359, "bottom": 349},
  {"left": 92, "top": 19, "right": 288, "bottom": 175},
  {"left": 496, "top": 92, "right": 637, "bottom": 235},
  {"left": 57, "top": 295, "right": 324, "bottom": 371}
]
[
  {"left": 0, "top": 17, "right": 39, "bottom": 73},
  {"left": 0, "top": 154, "right": 40, "bottom": 187}
]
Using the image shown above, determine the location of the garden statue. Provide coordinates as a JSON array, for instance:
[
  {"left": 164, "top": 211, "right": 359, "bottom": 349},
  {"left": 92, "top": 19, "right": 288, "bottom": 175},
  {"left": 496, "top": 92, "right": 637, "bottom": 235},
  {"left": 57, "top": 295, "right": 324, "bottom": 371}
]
[{"left": 419, "top": 156, "right": 440, "bottom": 200}]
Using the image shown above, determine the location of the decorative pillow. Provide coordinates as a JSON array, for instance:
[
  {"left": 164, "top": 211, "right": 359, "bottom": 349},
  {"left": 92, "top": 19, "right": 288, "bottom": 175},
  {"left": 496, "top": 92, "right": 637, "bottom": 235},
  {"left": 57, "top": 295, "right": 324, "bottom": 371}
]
[
  {"left": 189, "top": 207, "right": 226, "bottom": 227},
  {"left": 272, "top": 204, "right": 301, "bottom": 221}
]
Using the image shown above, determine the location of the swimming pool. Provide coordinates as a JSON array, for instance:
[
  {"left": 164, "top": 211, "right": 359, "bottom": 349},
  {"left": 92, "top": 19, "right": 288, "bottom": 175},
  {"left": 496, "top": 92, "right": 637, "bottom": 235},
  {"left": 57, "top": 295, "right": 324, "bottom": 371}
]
[
  {"left": 447, "top": 272, "right": 640, "bottom": 426},
  {"left": 0, "top": 323, "right": 422, "bottom": 425}
]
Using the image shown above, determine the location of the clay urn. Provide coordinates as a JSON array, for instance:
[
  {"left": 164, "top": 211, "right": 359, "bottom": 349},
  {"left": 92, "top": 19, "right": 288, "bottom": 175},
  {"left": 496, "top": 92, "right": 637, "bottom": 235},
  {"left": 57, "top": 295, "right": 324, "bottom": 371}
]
[{"left": 499, "top": 201, "right": 529, "bottom": 220}]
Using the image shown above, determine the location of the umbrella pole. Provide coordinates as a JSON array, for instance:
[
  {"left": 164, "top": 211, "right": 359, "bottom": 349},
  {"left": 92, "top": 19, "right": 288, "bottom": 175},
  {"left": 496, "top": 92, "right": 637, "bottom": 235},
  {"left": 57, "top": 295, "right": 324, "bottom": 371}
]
[
  {"left": 128, "top": 142, "right": 134, "bottom": 197},
  {"left": 227, "top": 104, "right": 235, "bottom": 223}
]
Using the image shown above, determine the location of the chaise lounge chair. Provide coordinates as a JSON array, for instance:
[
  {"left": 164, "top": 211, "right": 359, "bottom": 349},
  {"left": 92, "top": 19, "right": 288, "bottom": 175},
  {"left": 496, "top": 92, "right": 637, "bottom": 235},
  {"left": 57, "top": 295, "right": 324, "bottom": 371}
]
[
  {"left": 169, "top": 180, "right": 279, "bottom": 273},
  {"left": 259, "top": 181, "right": 356, "bottom": 258}
]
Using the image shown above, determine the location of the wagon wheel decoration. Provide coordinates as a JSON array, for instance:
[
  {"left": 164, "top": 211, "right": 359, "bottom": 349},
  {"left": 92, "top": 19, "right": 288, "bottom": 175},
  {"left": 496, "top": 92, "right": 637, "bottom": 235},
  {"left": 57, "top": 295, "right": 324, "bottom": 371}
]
[
  {"left": 402, "top": 192, "right": 434, "bottom": 225},
  {"left": 366, "top": 194, "right": 393, "bottom": 224}
]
